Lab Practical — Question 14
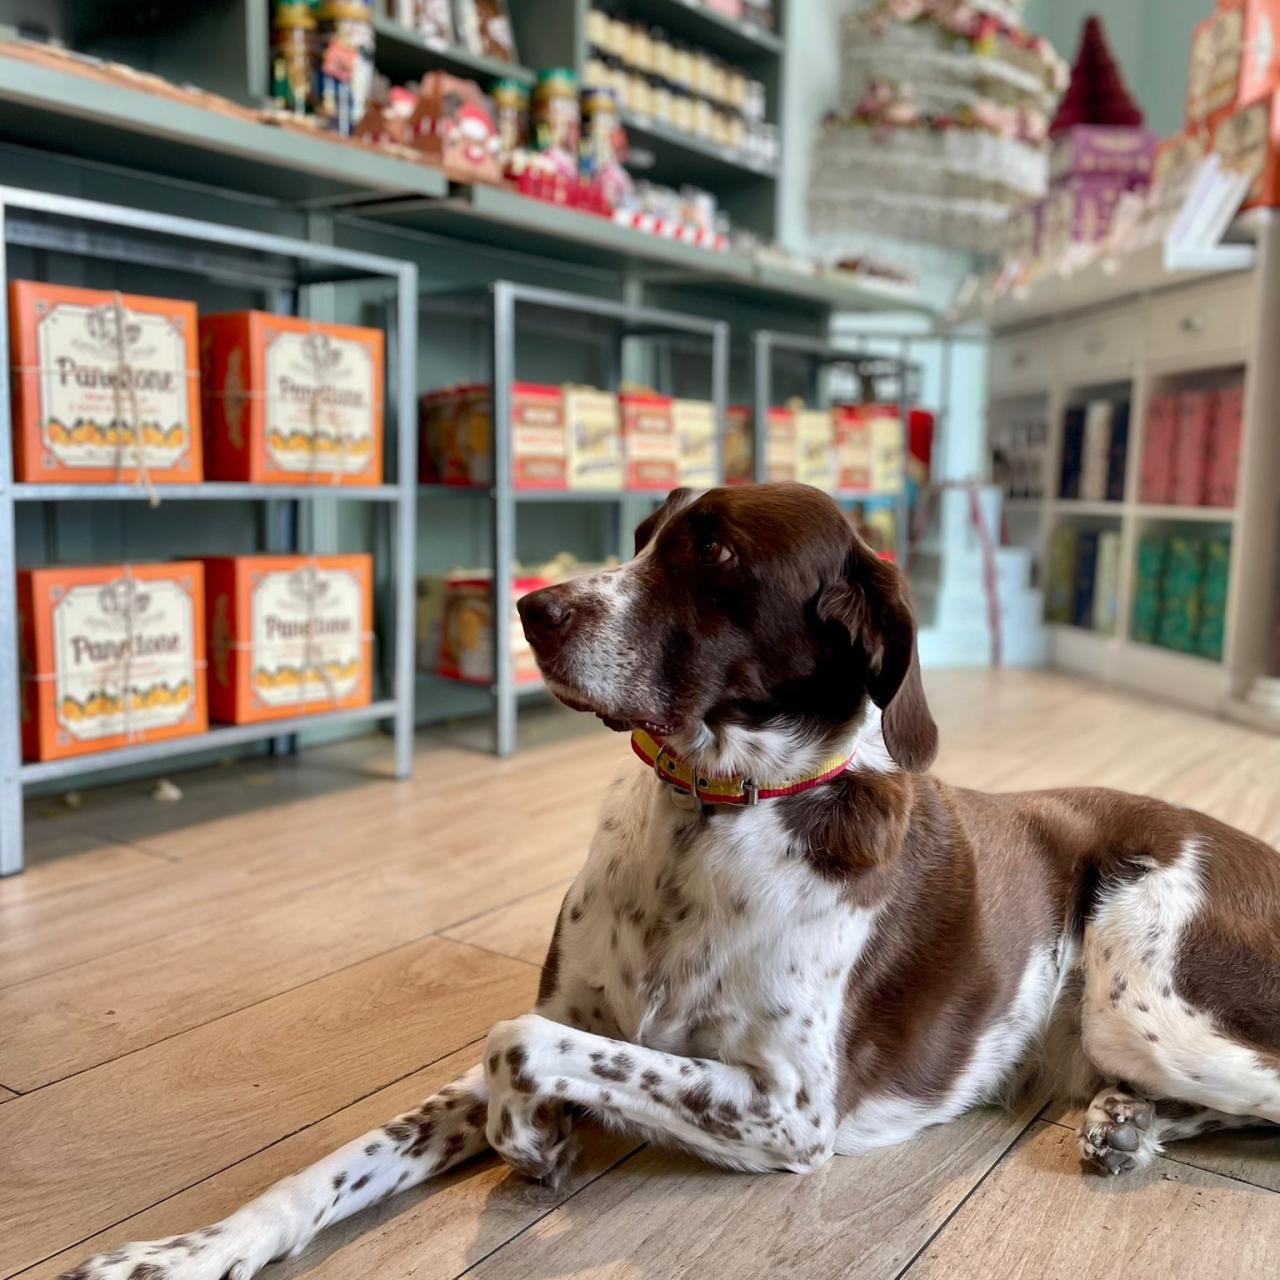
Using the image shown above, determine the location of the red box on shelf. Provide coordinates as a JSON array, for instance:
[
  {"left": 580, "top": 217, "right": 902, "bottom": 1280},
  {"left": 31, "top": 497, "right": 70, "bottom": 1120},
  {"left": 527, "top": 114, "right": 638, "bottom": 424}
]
[
  {"left": 619, "top": 392, "right": 678, "bottom": 490},
  {"left": 1207, "top": 385, "right": 1245, "bottom": 507},
  {"left": 1140, "top": 394, "right": 1179, "bottom": 504},
  {"left": 1173, "top": 390, "right": 1217, "bottom": 507}
]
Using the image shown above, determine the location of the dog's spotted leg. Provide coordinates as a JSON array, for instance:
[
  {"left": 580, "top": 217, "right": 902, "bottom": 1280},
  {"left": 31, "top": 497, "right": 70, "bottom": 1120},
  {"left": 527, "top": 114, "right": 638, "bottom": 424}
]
[
  {"left": 1078, "top": 1085, "right": 1264, "bottom": 1176},
  {"left": 484, "top": 1013, "right": 835, "bottom": 1176},
  {"left": 61, "top": 1067, "right": 489, "bottom": 1280}
]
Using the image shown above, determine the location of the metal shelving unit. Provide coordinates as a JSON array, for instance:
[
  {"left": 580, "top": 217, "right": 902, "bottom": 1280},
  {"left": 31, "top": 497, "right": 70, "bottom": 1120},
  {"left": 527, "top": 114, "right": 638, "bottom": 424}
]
[
  {"left": 420, "top": 279, "right": 728, "bottom": 757},
  {"left": 752, "top": 331, "right": 916, "bottom": 564},
  {"left": 0, "top": 185, "right": 419, "bottom": 874}
]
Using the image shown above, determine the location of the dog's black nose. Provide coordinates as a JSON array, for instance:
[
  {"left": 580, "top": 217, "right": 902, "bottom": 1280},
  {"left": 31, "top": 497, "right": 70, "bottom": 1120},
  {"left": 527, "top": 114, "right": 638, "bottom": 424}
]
[{"left": 518, "top": 587, "right": 575, "bottom": 641}]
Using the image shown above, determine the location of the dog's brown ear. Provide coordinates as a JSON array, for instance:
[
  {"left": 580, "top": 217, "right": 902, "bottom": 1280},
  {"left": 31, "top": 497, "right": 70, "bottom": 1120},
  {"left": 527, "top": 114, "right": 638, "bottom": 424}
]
[
  {"left": 634, "top": 487, "right": 695, "bottom": 554},
  {"left": 818, "top": 539, "right": 938, "bottom": 773}
]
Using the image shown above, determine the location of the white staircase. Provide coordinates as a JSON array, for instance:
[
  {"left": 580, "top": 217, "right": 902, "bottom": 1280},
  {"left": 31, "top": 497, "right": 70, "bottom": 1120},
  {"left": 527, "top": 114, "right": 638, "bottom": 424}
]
[{"left": 909, "top": 485, "right": 1047, "bottom": 668}]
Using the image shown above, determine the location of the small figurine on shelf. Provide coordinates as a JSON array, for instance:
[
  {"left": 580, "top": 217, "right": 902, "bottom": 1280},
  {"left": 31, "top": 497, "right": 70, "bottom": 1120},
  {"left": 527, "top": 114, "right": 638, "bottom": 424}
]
[
  {"left": 410, "top": 73, "right": 502, "bottom": 184},
  {"left": 270, "top": 0, "right": 317, "bottom": 117},
  {"left": 492, "top": 77, "right": 530, "bottom": 163},
  {"left": 580, "top": 85, "right": 633, "bottom": 210},
  {"left": 354, "top": 80, "right": 418, "bottom": 149},
  {"left": 532, "top": 67, "right": 581, "bottom": 180},
  {"left": 314, "top": 0, "right": 375, "bottom": 136}
]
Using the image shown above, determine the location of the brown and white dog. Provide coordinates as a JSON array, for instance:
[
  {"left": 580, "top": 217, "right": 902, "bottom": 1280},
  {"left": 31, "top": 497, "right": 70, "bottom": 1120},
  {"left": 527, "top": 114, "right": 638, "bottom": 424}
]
[{"left": 68, "top": 484, "right": 1280, "bottom": 1280}]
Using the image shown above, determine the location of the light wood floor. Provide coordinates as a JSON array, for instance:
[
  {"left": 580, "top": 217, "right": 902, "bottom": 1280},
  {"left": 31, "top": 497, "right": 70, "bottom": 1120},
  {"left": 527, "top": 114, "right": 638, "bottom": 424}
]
[{"left": 5, "top": 670, "right": 1280, "bottom": 1280}]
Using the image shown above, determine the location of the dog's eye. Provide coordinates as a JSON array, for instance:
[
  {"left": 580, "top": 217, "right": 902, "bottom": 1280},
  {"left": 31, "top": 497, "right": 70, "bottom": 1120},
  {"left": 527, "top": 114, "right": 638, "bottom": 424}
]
[{"left": 697, "top": 538, "right": 734, "bottom": 566}]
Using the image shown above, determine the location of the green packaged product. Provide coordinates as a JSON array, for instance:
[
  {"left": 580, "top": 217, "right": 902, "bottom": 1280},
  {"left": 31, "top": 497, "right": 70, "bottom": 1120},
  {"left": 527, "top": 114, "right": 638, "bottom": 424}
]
[
  {"left": 1157, "top": 536, "right": 1206, "bottom": 653},
  {"left": 1046, "top": 524, "right": 1079, "bottom": 624},
  {"left": 1131, "top": 534, "right": 1166, "bottom": 645},
  {"left": 1197, "top": 535, "right": 1231, "bottom": 660}
]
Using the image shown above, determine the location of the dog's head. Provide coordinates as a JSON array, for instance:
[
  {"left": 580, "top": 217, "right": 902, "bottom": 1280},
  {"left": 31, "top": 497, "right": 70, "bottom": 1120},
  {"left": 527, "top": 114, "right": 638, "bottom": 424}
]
[{"left": 517, "top": 483, "right": 936, "bottom": 775}]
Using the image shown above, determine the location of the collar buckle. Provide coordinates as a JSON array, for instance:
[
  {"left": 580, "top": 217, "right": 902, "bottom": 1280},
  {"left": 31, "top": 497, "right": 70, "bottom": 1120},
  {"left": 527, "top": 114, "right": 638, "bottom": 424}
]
[
  {"left": 653, "top": 744, "right": 702, "bottom": 811},
  {"left": 741, "top": 779, "right": 759, "bottom": 807}
]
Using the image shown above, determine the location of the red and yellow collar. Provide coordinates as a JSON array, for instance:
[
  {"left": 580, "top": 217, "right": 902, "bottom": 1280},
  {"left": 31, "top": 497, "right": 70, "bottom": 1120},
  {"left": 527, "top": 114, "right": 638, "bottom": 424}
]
[{"left": 631, "top": 728, "right": 856, "bottom": 807}]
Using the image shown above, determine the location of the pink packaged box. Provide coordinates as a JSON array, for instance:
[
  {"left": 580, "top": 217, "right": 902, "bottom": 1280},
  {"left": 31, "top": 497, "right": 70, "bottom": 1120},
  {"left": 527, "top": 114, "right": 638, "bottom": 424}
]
[
  {"left": 1173, "top": 390, "right": 1217, "bottom": 507},
  {"left": 1050, "top": 125, "right": 1159, "bottom": 184},
  {"left": 1140, "top": 394, "right": 1179, "bottom": 505},
  {"left": 1206, "top": 385, "right": 1244, "bottom": 508}
]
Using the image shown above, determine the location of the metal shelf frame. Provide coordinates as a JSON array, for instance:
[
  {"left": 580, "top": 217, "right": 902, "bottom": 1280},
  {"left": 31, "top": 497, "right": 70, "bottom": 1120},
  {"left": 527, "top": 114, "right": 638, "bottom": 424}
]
[
  {"left": 421, "top": 279, "right": 728, "bottom": 757},
  {"left": 0, "top": 184, "right": 419, "bottom": 875},
  {"left": 752, "top": 330, "right": 918, "bottom": 564}
]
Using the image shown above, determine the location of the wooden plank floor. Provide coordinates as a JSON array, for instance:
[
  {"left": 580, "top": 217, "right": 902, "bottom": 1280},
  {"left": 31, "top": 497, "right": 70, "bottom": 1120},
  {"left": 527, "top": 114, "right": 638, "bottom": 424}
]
[{"left": 4, "top": 670, "right": 1280, "bottom": 1280}]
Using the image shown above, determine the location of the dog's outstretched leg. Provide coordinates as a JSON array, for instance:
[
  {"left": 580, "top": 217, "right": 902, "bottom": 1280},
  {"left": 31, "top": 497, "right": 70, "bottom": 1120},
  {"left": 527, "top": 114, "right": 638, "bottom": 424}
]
[
  {"left": 485, "top": 1014, "right": 836, "bottom": 1175},
  {"left": 61, "top": 1067, "right": 489, "bottom": 1280},
  {"left": 1079, "top": 1084, "right": 1263, "bottom": 1175}
]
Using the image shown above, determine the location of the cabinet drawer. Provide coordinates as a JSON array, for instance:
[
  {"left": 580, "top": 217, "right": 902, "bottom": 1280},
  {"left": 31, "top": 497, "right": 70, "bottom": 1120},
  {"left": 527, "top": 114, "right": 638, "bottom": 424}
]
[
  {"left": 1059, "top": 309, "right": 1138, "bottom": 380},
  {"left": 1143, "top": 282, "right": 1252, "bottom": 364},
  {"left": 990, "top": 329, "right": 1055, "bottom": 390}
]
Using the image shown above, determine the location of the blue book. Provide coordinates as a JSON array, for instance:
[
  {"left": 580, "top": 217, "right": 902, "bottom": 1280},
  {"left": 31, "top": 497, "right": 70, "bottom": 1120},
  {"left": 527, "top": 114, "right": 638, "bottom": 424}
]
[
  {"left": 1073, "top": 530, "right": 1100, "bottom": 628},
  {"left": 1059, "top": 406, "right": 1086, "bottom": 499},
  {"left": 1106, "top": 401, "right": 1130, "bottom": 502}
]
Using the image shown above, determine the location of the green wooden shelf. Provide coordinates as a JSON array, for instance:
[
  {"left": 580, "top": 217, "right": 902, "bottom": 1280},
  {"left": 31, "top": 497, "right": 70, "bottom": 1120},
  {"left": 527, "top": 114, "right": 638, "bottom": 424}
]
[
  {"left": 621, "top": 110, "right": 778, "bottom": 183},
  {"left": 0, "top": 50, "right": 449, "bottom": 205},
  {"left": 0, "top": 34, "right": 928, "bottom": 313},
  {"left": 371, "top": 16, "right": 537, "bottom": 88},
  {"left": 365, "top": 184, "right": 927, "bottom": 312},
  {"left": 616, "top": 0, "right": 783, "bottom": 60}
]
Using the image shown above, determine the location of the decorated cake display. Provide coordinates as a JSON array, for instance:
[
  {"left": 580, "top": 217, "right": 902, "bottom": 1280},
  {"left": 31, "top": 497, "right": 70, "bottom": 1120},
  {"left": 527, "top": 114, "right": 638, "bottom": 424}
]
[{"left": 809, "top": 0, "right": 1067, "bottom": 252}]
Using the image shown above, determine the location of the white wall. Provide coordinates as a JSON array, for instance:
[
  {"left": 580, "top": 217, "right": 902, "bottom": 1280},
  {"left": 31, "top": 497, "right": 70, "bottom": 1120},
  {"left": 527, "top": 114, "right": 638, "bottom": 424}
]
[{"left": 778, "top": 0, "right": 848, "bottom": 254}]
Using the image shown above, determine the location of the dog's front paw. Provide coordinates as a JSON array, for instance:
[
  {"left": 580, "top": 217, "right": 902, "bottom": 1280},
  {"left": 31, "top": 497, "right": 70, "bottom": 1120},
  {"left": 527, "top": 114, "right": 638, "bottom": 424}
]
[
  {"left": 60, "top": 1223, "right": 269, "bottom": 1280},
  {"left": 484, "top": 1017, "right": 578, "bottom": 1186},
  {"left": 1080, "top": 1090, "right": 1158, "bottom": 1176}
]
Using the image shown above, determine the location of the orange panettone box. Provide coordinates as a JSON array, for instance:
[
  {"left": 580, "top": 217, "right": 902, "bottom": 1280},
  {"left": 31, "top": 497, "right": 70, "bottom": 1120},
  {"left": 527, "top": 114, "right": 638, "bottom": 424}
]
[
  {"left": 1213, "top": 90, "right": 1280, "bottom": 209},
  {"left": 8, "top": 280, "right": 202, "bottom": 484},
  {"left": 200, "top": 312, "right": 384, "bottom": 486},
  {"left": 1187, "top": 1, "right": 1280, "bottom": 128},
  {"left": 203, "top": 554, "right": 373, "bottom": 724},
  {"left": 18, "top": 562, "right": 207, "bottom": 762}
]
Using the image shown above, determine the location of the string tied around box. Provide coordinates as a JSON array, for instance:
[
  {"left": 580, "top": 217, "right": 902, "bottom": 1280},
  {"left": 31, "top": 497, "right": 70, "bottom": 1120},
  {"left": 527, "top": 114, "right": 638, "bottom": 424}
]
[{"left": 108, "top": 291, "right": 160, "bottom": 508}]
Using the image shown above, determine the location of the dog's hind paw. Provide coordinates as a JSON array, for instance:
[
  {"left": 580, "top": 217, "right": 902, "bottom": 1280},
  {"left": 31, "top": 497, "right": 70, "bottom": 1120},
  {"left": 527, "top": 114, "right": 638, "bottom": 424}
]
[{"left": 1079, "top": 1089, "right": 1159, "bottom": 1176}]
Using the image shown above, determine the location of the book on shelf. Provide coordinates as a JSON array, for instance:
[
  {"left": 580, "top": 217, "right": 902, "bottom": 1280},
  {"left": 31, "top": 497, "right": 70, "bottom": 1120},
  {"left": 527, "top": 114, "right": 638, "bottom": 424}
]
[
  {"left": 1105, "top": 401, "right": 1129, "bottom": 502},
  {"left": 1131, "top": 534, "right": 1167, "bottom": 645},
  {"left": 1198, "top": 535, "right": 1231, "bottom": 660},
  {"left": 1157, "top": 536, "right": 1207, "bottom": 653},
  {"left": 1206, "top": 385, "right": 1244, "bottom": 508},
  {"left": 1081, "top": 401, "right": 1113, "bottom": 502},
  {"left": 1047, "top": 524, "right": 1079, "bottom": 624},
  {"left": 1073, "top": 530, "right": 1101, "bottom": 629},
  {"left": 1140, "top": 393, "right": 1178, "bottom": 504},
  {"left": 1059, "top": 406, "right": 1086, "bottom": 500},
  {"left": 1173, "top": 390, "right": 1215, "bottom": 507},
  {"left": 1093, "top": 530, "right": 1122, "bottom": 635}
]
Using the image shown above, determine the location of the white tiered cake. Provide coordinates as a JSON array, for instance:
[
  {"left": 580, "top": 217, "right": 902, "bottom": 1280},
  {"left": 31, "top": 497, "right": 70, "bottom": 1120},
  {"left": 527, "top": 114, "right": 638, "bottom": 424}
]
[{"left": 809, "top": 0, "right": 1066, "bottom": 253}]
